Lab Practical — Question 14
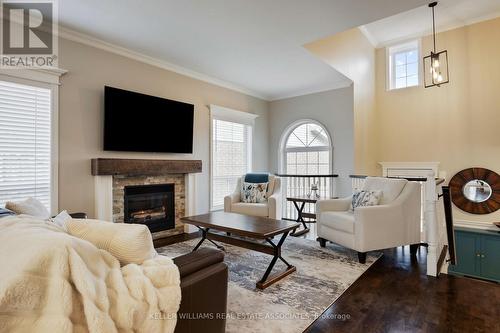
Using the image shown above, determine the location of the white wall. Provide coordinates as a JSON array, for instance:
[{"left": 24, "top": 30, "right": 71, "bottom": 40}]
[{"left": 268, "top": 87, "right": 354, "bottom": 196}]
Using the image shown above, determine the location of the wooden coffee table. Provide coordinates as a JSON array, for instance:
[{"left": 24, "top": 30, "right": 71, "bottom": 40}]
[{"left": 181, "top": 211, "right": 300, "bottom": 289}]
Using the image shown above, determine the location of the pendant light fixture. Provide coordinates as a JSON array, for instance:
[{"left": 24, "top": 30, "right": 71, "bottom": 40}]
[{"left": 423, "top": 1, "right": 449, "bottom": 88}]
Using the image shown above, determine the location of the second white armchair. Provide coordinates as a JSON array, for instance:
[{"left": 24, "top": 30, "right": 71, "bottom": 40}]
[{"left": 316, "top": 177, "right": 421, "bottom": 263}]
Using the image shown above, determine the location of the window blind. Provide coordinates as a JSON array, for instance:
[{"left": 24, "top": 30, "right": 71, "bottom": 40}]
[
  {"left": 0, "top": 80, "right": 52, "bottom": 211},
  {"left": 211, "top": 118, "right": 250, "bottom": 210}
]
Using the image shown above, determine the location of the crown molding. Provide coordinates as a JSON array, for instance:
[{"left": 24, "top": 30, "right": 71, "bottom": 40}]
[
  {"left": 57, "top": 26, "right": 270, "bottom": 101},
  {"left": 463, "top": 10, "right": 500, "bottom": 27},
  {"left": 56, "top": 26, "right": 358, "bottom": 102},
  {"left": 269, "top": 78, "right": 352, "bottom": 101},
  {"left": 374, "top": 12, "right": 500, "bottom": 48},
  {"left": 358, "top": 26, "right": 378, "bottom": 48}
]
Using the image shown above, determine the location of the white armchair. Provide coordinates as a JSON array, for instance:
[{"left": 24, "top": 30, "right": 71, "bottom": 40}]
[
  {"left": 224, "top": 175, "right": 281, "bottom": 219},
  {"left": 316, "top": 177, "right": 421, "bottom": 263}
]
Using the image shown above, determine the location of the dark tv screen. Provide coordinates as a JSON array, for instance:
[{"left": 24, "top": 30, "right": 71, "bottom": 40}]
[{"left": 104, "top": 86, "right": 194, "bottom": 153}]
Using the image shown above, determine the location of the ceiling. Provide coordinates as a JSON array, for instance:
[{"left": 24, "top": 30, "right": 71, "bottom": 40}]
[
  {"left": 59, "top": 0, "right": 430, "bottom": 101},
  {"left": 362, "top": 0, "right": 500, "bottom": 47}
]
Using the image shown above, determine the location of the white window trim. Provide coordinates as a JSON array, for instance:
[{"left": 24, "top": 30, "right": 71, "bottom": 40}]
[
  {"left": 209, "top": 104, "right": 258, "bottom": 126},
  {"left": 209, "top": 105, "right": 258, "bottom": 211},
  {"left": 386, "top": 39, "right": 422, "bottom": 91},
  {"left": 278, "top": 119, "right": 333, "bottom": 175},
  {"left": 0, "top": 68, "right": 66, "bottom": 214}
]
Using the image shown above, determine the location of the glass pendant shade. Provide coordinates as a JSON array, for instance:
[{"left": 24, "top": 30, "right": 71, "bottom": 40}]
[{"left": 423, "top": 50, "right": 449, "bottom": 87}]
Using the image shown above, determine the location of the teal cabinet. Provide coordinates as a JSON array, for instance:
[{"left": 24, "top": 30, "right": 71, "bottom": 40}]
[
  {"left": 448, "top": 227, "right": 500, "bottom": 283},
  {"left": 451, "top": 230, "right": 480, "bottom": 276},
  {"left": 480, "top": 235, "right": 500, "bottom": 281}
]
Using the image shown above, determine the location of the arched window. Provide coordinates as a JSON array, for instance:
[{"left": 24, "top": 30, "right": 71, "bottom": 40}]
[
  {"left": 279, "top": 120, "right": 333, "bottom": 221},
  {"left": 281, "top": 121, "right": 332, "bottom": 175}
]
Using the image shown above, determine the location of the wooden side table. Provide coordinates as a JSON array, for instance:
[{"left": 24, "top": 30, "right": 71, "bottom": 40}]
[{"left": 286, "top": 196, "right": 336, "bottom": 237}]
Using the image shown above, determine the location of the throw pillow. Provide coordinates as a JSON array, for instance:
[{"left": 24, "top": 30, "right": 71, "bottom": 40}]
[
  {"left": 351, "top": 190, "right": 382, "bottom": 211},
  {"left": 0, "top": 207, "right": 15, "bottom": 219},
  {"left": 49, "top": 210, "right": 72, "bottom": 231},
  {"left": 244, "top": 173, "right": 269, "bottom": 183},
  {"left": 5, "top": 197, "right": 50, "bottom": 219},
  {"left": 241, "top": 182, "right": 269, "bottom": 203},
  {"left": 65, "top": 218, "right": 157, "bottom": 265}
]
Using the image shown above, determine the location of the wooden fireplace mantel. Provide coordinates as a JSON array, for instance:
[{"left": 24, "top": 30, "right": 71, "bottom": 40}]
[{"left": 91, "top": 158, "right": 202, "bottom": 176}]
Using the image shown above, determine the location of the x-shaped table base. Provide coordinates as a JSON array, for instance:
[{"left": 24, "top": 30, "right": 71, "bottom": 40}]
[
  {"left": 290, "top": 200, "right": 310, "bottom": 237},
  {"left": 192, "top": 226, "right": 296, "bottom": 289}
]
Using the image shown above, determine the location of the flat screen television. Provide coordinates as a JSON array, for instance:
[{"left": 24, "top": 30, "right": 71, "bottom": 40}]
[{"left": 104, "top": 86, "right": 194, "bottom": 153}]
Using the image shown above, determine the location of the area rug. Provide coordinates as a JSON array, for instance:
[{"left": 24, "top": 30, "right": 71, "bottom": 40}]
[{"left": 157, "top": 236, "right": 381, "bottom": 333}]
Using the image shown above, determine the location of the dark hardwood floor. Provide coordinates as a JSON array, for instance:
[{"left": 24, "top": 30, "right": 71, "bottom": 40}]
[
  {"left": 155, "top": 229, "right": 500, "bottom": 333},
  {"left": 304, "top": 246, "right": 500, "bottom": 333}
]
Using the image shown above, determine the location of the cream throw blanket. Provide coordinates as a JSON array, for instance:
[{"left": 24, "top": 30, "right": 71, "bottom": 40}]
[{"left": 0, "top": 216, "right": 181, "bottom": 333}]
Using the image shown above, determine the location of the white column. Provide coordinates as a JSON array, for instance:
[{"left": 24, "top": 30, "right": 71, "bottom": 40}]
[
  {"left": 425, "top": 172, "right": 439, "bottom": 277},
  {"left": 94, "top": 175, "right": 113, "bottom": 221}
]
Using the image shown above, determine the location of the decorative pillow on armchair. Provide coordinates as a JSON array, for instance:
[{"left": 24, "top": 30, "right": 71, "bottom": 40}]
[
  {"left": 351, "top": 190, "right": 383, "bottom": 211},
  {"left": 241, "top": 182, "right": 269, "bottom": 203}
]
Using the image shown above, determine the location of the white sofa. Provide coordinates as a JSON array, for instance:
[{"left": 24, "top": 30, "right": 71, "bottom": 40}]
[
  {"left": 224, "top": 174, "right": 281, "bottom": 219},
  {"left": 316, "top": 177, "right": 421, "bottom": 263}
]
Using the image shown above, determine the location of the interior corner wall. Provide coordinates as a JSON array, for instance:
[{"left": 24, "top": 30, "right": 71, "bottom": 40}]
[
  {"left": 305, "top": 28, "right": 378, "bottom": 176},
  {"left": 375, "top": 17, "right": 500, "bottom": 225},
  {"left": 268, "top": 87, "right": 354, "bottom": 197},
  {"left": 58, "top": 37, "right": 269, "bottom": 217}
]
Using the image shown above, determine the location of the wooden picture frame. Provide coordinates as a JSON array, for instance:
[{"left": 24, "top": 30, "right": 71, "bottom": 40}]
[{"left": 449, "top": 167, "right": 500, "bottom": 214}]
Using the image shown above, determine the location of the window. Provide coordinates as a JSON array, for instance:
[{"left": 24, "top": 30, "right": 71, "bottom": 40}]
[
  {"left": 283, "top": 122, "right": 331, "bottom": 175},
  {"left": 279, "top": 120, "right": 333, "bottom": 220},
  {"left": 387, "top": 40, "right": 420, "bottom": 90},
  {"left": 210, "top": 105, "right": 256, "bottom": 211},
  {"left": 0, "top": 79, "right": 53, "bottom": 211}
]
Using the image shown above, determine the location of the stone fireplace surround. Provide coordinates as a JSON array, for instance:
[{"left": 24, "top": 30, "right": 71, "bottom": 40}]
[
  {"left": 114, "top": 175, "right": 182, "bottom": 237},
  {"left": 91, "top": 158, "right": 202, "bottom": 239}
]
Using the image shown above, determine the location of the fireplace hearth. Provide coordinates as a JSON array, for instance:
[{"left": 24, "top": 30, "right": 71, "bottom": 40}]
[{"left": 124, "top": 183, "right": 175, "bottom": 232}]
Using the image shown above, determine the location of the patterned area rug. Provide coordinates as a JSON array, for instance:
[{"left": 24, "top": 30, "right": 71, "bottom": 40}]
[{"left": 157, "top": 236, "right": 381, "bottom": 333}]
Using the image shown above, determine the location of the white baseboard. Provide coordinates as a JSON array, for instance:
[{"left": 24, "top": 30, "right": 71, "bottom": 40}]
[{"left": 454, "top": 219, "right": 498, "bottom": 231}]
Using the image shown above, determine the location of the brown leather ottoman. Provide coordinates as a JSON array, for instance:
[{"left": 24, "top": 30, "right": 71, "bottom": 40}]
[{"left": 173, "top": 248, "right": 228, "bottom": 333}]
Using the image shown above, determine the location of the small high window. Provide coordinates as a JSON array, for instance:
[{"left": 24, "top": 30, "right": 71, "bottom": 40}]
[{"left": 387, "top": 40, "right": 420, "bottom": 90}]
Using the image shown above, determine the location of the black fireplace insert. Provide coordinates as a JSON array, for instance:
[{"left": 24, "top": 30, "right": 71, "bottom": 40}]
[{"left": 124, "top": 183, "right": 175, "bottom": 232}]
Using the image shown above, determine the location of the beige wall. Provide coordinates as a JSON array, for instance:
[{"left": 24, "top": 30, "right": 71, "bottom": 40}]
[
  {"left": 57, "top": 17, "right": 500, "bottom": 224},
  {"left": 305, "top": 28, "right": 378, "bottom": 175},
  {"left": 58, "top": 38, "right": 269, "bottom": 217},
  {"left": 304, "top": 18, "right": 500, "bottom": 224},
  {"left": 375, "top": 17, "right": 500, "bottom": 224}
]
